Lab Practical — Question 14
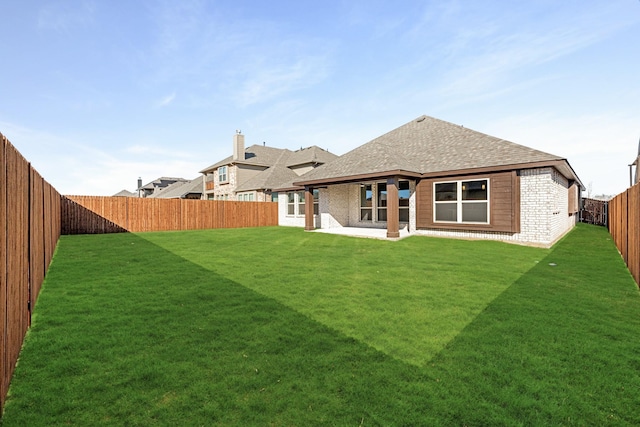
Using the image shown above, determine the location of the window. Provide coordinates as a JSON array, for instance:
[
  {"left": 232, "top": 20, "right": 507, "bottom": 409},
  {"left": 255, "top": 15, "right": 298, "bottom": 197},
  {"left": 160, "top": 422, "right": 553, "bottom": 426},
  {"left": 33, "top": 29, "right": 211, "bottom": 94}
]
[
  {"left": 360, "top": 181, "right": 410, "bottom": 222},
  {"left": 297, "top": 191, "right": 305, "bottom": 216},
  {"left": 313, "top": 189, "right": 319, "bottom": 215},
  {"left": 287, "top": 192, "right": 295, "bottom": 215},
  {"left": 377, "top": 183, "right": 387, "bottom": 221},
  {"left": 271, "top": 192, "right": 278, "bottom": 202},
  {"left": 399, "top": 181, "right": 410, "bottom": 222},
  {"left": 218, "top": 166, "right": 228, "bottom": 183},
  {"left": 286, "top": 191, "right": 316, "bottom": 216},
  {"left": 360, "top": 184, "right": 373, "bottom": 221},
  {"left": 434, "top": 180, "right": 488, "bottom": 223}
]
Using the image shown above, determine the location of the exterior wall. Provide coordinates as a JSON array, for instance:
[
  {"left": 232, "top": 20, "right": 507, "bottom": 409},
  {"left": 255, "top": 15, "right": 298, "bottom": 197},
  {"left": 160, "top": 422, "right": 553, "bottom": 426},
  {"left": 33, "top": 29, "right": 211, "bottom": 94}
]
[
  {"left": 414, "top": 167, "right": 576, "bottom": 247},
  {"left": 277, "top": 168, "right": 576, "bottom": 247},
  {"left": 204, "top": 164, "right": 269, "bottom": 201},
  {"left": 278, "top": 192, "right": 318, "bottom": 227},
  {"left": 517, "top": 167, "right": 575, "bottom": 245},
  {"left": 409, "top": 180, "right": 417, "bottom": 232},
  {"left": 318, "top": 185, "right": 350, "bottom": 228},
  {"left": 213, "top": 164, "right": 238, "bottom": 200},
  {"left": 255, "top": 191, "right": 267, "bottom": 202},
  {"left": 278, "top": 193, "right": 302, "bottom": 227}
]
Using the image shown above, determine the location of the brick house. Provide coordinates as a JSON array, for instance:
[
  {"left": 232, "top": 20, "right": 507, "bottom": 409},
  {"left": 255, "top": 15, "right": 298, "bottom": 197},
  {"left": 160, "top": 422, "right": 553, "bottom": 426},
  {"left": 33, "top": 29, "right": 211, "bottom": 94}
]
[
  {"left": 199, "top": 132, "right": 337, "bottom": 201},
  {"left": 277, "top": 115, "right": 583, "bottom": 247}
]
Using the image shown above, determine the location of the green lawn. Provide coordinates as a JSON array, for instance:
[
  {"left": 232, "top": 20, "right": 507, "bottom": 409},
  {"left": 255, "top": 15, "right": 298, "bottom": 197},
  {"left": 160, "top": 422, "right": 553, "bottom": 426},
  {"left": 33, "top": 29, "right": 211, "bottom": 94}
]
[{"left": 2, "top": 224, "right": 639, "bottom": 425}]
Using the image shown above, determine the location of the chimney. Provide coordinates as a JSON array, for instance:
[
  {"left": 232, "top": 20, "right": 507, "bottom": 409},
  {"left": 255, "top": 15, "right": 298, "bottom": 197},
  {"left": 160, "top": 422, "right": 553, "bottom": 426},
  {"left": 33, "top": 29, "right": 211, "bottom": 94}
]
[
  {"left": 233, "top": 130, "right": 245, "bottom": 161},
  {"left": 137, "top": 177, "right": 142, "bottom": 189}
]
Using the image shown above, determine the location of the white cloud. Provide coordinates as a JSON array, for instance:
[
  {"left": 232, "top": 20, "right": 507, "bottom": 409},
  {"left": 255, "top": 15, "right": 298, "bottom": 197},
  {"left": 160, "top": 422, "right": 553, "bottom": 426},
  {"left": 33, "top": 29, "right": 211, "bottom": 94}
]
[
  {"left": 155, "top": 92, "right": 176, "bottom": 108},
  {"left": 236, "top": 54, "right": 331, "bottom": 107}
]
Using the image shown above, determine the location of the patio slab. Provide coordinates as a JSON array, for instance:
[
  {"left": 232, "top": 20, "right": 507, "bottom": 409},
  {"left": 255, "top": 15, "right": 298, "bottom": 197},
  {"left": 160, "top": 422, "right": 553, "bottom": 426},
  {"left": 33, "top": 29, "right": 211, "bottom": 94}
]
[{"left": 310, "top": 226, "right": 412, "bottom": 240}]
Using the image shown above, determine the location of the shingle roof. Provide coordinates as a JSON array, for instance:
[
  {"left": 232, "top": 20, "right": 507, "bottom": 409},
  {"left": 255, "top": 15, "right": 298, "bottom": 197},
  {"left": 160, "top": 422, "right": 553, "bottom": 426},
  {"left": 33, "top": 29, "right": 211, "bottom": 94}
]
[
  {"left": 235, "top": 151, "right": 300, "bottom": 192},
  {"left": 235, "top": 150, "right": 341, "bottom": 192},
  {"left": 296, "top": 115, "right": 578, "bottom": 185},
  {"left": 139, "top": 177, "right": 189, "bottom": 190},
  {"left": 286, "top": 146, "right": 336, "bottom": 168},
  {"left": 148, "top": 177, "right": 203, "bottom": 199},
  {"left": 112, "top": 189, "right": 136, "bottom": 197},
  {"left": 199, "top": 145, "right": 289, "bottom": 173}
]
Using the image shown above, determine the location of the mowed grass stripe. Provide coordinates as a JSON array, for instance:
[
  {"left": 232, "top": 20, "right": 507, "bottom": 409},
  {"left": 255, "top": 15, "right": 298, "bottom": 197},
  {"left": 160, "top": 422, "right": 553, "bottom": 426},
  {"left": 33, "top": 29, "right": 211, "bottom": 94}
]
[{"left": 142, "top": 226, "right": 548, "bottom": 366}]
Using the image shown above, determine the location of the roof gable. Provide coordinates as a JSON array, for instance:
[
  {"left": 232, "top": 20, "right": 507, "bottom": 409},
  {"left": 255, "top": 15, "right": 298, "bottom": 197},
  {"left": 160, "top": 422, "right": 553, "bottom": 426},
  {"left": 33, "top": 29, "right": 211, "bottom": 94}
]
[{"left": 286, "top": 146, "right": 337, "bottom": 168}]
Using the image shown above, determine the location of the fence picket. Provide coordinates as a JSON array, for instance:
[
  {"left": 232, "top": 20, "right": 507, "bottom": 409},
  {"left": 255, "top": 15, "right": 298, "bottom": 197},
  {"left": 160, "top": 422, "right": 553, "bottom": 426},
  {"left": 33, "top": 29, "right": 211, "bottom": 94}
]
[
  {"left": 609, "top": 183, "right": 640, "bottom": 287},
  {"left": 61, "top": 196, "right": 278, "bottom": 234}
]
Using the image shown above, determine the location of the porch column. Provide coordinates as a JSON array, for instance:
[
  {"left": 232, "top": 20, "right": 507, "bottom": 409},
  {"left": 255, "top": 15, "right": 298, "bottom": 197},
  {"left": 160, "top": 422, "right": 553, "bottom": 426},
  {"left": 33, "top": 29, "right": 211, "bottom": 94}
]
[
  {"left": 304, "top": 185, "right": 314, "bottom": 231},
  {"left": 386, "top": 177, "right": 400, "bottom": 238}
]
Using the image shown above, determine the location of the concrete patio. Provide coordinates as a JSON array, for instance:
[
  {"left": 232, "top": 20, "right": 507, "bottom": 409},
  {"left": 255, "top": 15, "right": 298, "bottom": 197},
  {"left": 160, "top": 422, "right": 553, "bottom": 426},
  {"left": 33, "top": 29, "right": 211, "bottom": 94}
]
[{"left": 310, "top": 226, "right": 412, "bottom": 241}]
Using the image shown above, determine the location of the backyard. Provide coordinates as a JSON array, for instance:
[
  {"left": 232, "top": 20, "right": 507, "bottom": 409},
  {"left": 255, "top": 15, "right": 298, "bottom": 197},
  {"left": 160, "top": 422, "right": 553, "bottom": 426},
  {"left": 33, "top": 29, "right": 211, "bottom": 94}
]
[{"left": 1, "top": 224, "right": 639, "bottom": 425}]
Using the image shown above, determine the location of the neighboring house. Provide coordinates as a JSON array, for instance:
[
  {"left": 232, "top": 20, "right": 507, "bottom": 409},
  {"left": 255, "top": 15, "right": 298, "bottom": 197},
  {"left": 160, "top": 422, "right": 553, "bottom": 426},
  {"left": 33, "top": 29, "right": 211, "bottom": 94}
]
[
  {"left": 112, "top": 189, "right": 136, "bottom": 197},
  {"left": 137, "top": 177, "right": 189, "bottom": 198},
  {"left": 278, "top": 115, "right": 583, "bottom": 248},
  {"left": 199, "top": 131, "right": 337, "bottom": 201},
  {"left": 147, "top": 176, "right": 204, "bottom": 199}
]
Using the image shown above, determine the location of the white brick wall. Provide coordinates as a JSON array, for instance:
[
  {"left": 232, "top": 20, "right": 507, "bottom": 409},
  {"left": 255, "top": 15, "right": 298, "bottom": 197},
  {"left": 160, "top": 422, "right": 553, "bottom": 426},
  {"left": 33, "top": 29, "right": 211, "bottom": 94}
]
[
  {"left": 320, "top": 185, "right": 350, "bottom": 228},
  {"left": 278, "top": 192, "right": 307, "bottom": 227}
]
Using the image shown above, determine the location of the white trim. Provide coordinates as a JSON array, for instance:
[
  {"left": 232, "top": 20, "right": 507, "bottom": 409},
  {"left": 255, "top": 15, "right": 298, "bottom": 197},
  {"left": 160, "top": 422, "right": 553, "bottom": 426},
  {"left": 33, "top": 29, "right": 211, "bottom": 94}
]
[{"left": 433, "top": 179, "right": 490, "bottom": 224}]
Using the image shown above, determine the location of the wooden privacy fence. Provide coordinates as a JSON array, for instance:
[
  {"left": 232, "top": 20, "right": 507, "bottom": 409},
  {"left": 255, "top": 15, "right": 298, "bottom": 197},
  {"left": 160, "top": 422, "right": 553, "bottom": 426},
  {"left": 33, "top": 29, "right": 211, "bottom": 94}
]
[
  {"left": 1, "top": 137, "right": 279, "bottom": 414},
  {"left": 609, "top": 183, "right": 640, "bottom": 286},
  {"left": 62, "top": 196, "right": 278, "bottom": 234},
  {"left": 1, "top": 133, "right": 61, "bottom": 412}
]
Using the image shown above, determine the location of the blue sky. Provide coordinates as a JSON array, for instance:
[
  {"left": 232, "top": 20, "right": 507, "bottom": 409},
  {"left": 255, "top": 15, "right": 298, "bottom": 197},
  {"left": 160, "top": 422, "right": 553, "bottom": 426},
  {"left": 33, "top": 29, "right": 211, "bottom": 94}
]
[{"left": 1, "top": 0, "right": 638, "bottom": 196}]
